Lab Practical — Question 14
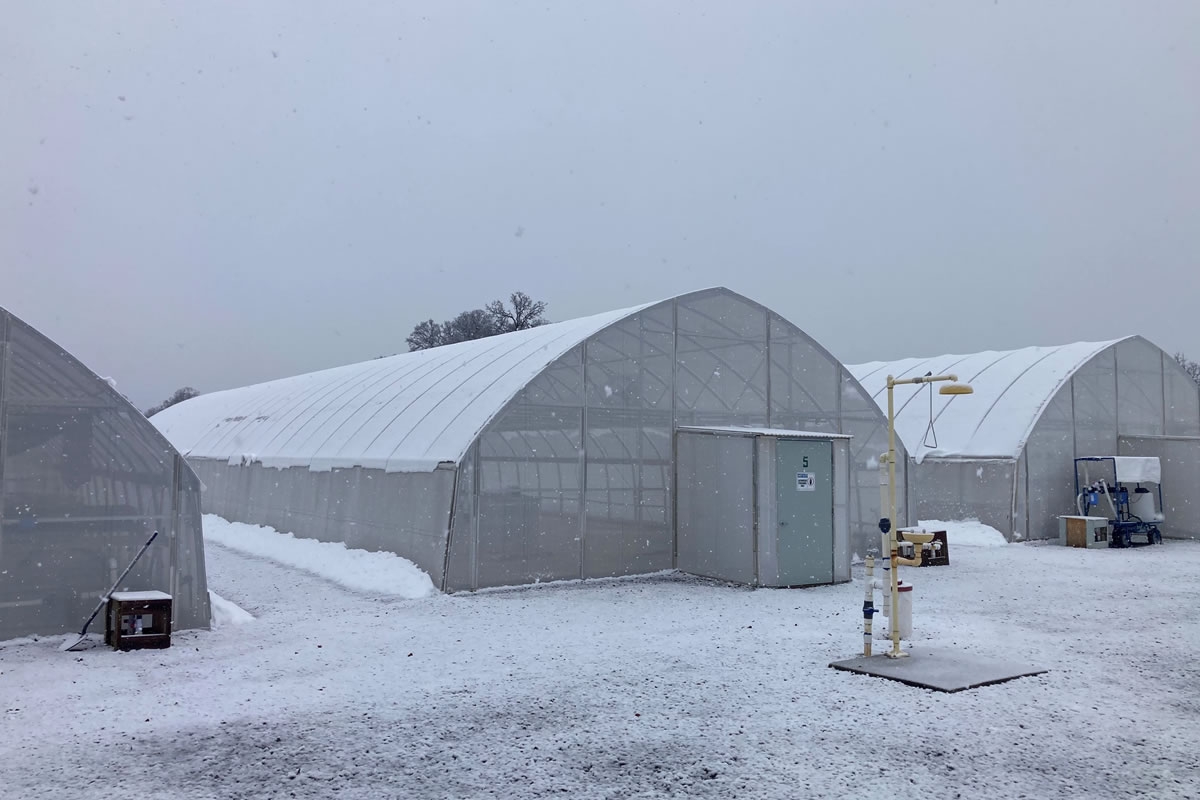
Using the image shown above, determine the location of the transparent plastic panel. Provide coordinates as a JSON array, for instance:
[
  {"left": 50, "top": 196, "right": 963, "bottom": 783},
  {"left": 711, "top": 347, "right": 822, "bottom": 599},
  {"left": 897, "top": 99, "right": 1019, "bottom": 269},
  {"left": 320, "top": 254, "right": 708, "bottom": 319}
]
[
  {"left": 0, "top": 402, "right": 182, "bottom": 639},
  {"left": 676, "top": 433, "right": 755, "bottom": 583},
  {"left": 768, "top": 315, "right": 839, "bottom": 433},
  {"left": 443, "top": 447, "right": 476, "bottom": 591},
  {"left": 475, "top": 349, "right": 585, "bottom": 588},
  {"left": 675, "top": 292, "right": 768, "bottom": 427},
  {"left": 1072, "top": 350, "right": 1118, "bottom": 458},
  {"left": 1024, "top": 386, "right": 1077, "bottom": 541},
  {"left": 1164, "top": 363, "right": 1200, "bottom": 437},
  {"left": 173, "top": 463, "right": 210, "bottom": 629},
  {"left": 5, "top": 317, "right": 112, "bottom": 404},
  {"left": 194, "top": 460, "right": 453, "bottom": 586},
  {"left": 584, "top": 309, "right": 674, "bottom": 579},
  {"left": 908, "top": 459, "right": 1016, "bottom": 538},
  {"left": 1115, "top": 339, "right": 1164, "bottom": 437},
  {"left": 1014, "top": 454, "right": 1028, "bottom": 542},
  {"left": 1119, "top": 436, "right": 1200, "bottom": 539}
]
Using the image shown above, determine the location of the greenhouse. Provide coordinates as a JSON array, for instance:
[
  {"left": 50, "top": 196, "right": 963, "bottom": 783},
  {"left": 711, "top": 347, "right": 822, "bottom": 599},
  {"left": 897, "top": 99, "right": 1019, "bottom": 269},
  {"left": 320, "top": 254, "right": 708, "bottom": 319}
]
[
  {"left": 152, "top": 288, "right": 904, "bottom": 591},
  {"left": 0, "top": 307, "right": 209, "bottom": 641},
  {"left": 849, "top": 336, "right": 1200, "bottom": 542}
]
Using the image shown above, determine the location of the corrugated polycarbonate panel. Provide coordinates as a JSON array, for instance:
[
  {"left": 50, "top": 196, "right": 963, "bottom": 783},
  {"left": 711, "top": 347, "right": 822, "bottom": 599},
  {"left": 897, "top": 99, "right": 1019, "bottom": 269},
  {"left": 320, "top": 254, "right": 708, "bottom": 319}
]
[
  {"left": 675, "top": 433, "right": 755, "bottom": 583},
  {"left": 849, "top": 339, "right": 1124, "bottom": 461},
  {"left": 1116, "top": 338, "right": 1165, "bottom": 438},
  {"left": 151, "top": 303, "right": 655, "bottom": 473}
]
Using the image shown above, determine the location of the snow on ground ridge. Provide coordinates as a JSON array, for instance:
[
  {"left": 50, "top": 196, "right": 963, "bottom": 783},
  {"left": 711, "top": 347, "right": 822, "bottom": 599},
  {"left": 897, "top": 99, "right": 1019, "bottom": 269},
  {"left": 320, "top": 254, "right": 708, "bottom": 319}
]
[
  {"left": 202, "top": 514, "right": 435, "bottom": 599},
  {"left": 918, "top": 518, "right": 1009, "bottom": 547},
  {"left": 208, "top": 590, "right": 255, "bottom": 627}
]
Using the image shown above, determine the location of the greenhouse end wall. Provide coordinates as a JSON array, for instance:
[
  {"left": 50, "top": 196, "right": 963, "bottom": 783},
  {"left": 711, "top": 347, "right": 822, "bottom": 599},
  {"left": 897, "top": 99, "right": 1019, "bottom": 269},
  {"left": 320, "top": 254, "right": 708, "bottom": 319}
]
[
  {"left": 441, "top": 291, "right": 902, "bottom": 590},
  {"left": 0, "top": 310, "right": 209, "bottom": 641},
  {"left": 901, "top": 337, "right": 1200, "bottom": 544}
]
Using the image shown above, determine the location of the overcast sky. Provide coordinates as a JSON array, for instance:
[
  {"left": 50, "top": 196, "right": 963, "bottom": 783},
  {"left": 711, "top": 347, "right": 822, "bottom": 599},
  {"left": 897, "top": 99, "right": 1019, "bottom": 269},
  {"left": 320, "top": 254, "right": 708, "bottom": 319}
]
[{"left": 3, "top": 1, "right": 1197, "bottom": 408}]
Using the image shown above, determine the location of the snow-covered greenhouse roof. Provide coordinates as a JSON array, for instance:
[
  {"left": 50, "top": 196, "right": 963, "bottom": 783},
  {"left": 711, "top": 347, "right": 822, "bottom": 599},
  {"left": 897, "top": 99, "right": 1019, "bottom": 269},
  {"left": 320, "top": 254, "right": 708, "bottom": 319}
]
[
  {"left": 848, "top": 338, "right": 1129, "bottom": 462},
  {"left": 151, "top": 300, "right": 661, "bottom": 473}
]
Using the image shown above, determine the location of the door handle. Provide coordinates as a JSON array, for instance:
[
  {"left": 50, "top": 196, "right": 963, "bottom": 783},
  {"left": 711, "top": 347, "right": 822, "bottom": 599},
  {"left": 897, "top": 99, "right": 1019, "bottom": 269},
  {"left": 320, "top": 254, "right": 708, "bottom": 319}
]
[{"left": 779, "top": 521, "right": 788, "bottom": 526}]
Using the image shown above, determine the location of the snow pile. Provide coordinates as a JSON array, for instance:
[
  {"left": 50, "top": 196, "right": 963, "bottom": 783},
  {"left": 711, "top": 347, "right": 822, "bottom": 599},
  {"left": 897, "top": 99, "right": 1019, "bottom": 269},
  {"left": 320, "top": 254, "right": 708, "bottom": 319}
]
[
  {"left": 202, "top": 515, "right": 435, "bottom": 598},
  {"left": 919, "top": 518, "right": 1009, "bottom": 547},
  {"left": 208, "top": 591, "right": 254, "bottom": 627}
]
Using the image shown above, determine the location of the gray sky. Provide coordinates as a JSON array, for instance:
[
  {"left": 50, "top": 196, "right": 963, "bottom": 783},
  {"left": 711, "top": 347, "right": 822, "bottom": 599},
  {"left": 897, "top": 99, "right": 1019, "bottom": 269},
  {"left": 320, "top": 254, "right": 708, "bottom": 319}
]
[{"left": 3, "top": 1, "right": 1197, "bottom": 409}]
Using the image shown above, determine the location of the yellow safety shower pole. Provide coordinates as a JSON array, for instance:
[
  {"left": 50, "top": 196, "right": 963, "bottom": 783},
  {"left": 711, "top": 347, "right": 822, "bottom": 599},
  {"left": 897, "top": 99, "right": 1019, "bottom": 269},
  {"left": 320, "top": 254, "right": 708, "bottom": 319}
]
[{"left": 882, "top": 373, "right": 973, "bottom": 659}]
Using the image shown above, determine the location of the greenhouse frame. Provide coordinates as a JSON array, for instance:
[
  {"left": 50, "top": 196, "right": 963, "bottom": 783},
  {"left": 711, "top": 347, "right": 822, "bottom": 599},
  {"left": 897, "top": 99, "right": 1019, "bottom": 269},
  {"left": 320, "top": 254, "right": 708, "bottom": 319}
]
[
  {"left": 0, "top": 307, "right": 209, "bottom": 641},
  {"left": 849, "top": 336, "right": 1200, "bottom": 542},
  {"left": 153, "top": 288, "right": 906, "bottom": 591}
]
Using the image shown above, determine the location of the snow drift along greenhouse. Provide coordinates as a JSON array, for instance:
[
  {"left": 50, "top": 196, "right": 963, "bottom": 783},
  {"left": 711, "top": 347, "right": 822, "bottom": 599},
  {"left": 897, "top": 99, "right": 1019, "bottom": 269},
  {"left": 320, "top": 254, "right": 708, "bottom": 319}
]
[
  {"left": 152, "top": 288, "right": 906, "bottom": 591},
  {"left": 0, "top": 307, "right": 209, "bottom": 641},
  {"left": 849, "top": 336, "right": 1200, "bottom": 542}
]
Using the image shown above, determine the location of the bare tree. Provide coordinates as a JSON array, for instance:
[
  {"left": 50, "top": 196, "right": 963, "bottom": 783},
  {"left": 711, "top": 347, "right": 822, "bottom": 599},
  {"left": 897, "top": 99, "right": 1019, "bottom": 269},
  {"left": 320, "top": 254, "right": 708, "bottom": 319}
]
[
  {"left": 441, "top": 309, "right": 499, "bottom": 345},
  {"left": 486, "top": 291, "right": 548, "bottom": 333},
  {"left": 405, "top": 319, "right": 444, "bottom": 352},
  {"left": 1175, "top": 352, "right": 1200, "bottom": 385},
  {"left": 145, "top": 386, "right": 200, "bottom": 417}
]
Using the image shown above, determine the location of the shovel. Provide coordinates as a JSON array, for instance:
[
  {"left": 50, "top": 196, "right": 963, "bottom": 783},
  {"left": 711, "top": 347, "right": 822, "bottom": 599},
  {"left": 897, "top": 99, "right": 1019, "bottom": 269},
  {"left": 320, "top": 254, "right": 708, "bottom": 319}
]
[{"left": 61, "top": 530, "right": 159, "bottom": 652}]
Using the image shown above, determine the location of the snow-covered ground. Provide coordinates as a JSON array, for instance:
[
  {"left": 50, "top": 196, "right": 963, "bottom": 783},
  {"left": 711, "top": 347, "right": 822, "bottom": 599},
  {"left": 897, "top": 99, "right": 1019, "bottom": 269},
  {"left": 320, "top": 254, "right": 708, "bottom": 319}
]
[{"left": 2, "top": 520, "right": 1199, "bottom": 799}]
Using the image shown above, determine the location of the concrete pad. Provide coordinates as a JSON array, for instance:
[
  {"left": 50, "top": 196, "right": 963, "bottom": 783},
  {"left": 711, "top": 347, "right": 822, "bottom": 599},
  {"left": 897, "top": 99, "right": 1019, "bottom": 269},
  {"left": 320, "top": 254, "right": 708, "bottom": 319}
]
[{"left": 829, "top": 647, "right": 1048, "bottom": 693}]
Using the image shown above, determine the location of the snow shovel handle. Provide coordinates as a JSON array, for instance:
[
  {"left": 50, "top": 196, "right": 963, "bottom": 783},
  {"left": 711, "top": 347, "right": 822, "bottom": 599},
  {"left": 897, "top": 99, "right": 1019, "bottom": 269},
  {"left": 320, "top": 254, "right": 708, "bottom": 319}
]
[{"left": 75, "top": 529, "right": 160, "bottom": 637}]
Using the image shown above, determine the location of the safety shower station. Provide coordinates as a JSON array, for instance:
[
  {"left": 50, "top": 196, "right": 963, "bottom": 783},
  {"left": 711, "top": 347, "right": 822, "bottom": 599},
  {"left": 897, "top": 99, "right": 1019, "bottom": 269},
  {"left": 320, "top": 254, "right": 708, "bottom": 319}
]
[{"left": 675, "top": 427, "right": 851, "bottom": 587}]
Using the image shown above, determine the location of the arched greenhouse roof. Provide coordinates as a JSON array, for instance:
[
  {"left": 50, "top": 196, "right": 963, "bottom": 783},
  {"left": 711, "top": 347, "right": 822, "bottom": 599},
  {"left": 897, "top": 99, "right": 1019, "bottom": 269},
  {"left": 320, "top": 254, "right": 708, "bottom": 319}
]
[
  {"left": 154, "top": 287, "right": 894, "bottom": 475},
  {"left": 848, "top": 338, "right": 1133, "bottom": 462},
  {"left": 151, "top": 300, "right": 658, "bottom": 473}
]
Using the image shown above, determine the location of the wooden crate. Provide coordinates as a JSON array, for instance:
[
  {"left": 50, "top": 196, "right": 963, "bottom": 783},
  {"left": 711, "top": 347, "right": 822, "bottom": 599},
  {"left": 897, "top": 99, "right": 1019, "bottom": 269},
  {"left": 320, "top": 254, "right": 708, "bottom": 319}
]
[{"left": 106, "top": 591, "right": 172, "bottom": 650}]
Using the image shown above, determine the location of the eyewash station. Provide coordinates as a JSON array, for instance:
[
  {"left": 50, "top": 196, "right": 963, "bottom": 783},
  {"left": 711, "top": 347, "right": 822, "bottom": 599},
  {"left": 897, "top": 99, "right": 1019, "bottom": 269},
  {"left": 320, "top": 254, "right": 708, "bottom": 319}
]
[{"left": 830, "top": 374, "right": 1048, "bottom": 692}]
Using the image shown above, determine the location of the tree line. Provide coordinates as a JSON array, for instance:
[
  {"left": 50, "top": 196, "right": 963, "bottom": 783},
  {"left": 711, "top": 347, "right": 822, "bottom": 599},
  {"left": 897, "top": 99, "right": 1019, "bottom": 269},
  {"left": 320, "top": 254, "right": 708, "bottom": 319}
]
[{"left": 405, "top": 291, "right": 548, "bottom": 351}]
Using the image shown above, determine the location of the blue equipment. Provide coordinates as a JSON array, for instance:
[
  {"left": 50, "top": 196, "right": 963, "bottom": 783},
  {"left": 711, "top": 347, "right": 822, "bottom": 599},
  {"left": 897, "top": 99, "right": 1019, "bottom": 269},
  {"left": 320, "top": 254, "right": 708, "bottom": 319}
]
[{"left": 1073, "top": 457, "right": 1164, "bottom": 548}]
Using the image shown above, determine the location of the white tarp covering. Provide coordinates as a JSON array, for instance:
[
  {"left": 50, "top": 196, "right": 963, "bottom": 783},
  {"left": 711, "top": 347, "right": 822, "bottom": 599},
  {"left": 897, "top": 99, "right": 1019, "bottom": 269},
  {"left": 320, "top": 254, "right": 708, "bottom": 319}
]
[
  {"left": 1113, "top": 456, "right": 1161, "bottom": 484},
  {"left": 848, "top": 339, "right": 1126, "bottom": 462},
  {"left": 150, "top": 301, "right": 656, "bottom": 472}
]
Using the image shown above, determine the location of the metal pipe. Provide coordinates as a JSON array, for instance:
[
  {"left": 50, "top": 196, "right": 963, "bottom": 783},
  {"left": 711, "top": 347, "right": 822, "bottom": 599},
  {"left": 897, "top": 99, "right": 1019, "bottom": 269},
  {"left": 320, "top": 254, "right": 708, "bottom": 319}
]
[
  {"left": 886, "top": 378, "right": 901, "bottom": 658},
  {"left": 863, "top": 553, "right": 876, "bottom": 656}
]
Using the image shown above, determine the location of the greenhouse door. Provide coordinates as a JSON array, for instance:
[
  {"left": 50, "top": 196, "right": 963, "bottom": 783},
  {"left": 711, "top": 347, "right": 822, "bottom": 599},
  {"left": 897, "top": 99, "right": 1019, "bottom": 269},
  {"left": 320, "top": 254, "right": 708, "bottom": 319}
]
[{"left": 775, "top": 439, "right": 834, "bottom": 586}]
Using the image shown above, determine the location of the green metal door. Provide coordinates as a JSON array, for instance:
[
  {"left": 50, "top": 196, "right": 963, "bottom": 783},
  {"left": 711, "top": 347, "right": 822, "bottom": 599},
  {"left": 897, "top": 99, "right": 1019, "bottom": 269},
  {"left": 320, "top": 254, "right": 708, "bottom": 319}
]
[{"left": 775, "top": 439, "right": 834, "bottom": 586}]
